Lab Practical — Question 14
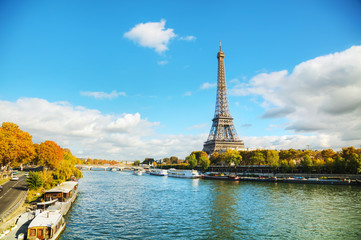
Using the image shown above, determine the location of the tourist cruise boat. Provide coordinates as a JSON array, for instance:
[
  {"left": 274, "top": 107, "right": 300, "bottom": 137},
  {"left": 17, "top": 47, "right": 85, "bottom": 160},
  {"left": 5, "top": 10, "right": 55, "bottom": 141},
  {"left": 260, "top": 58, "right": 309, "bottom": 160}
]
[
  {"left": 44, "top": 181, "right": 78, "bottom": 215},
  {"left": 27, "top": 211, "right": 66, "bottom": 240},
  {"left": 168, "top": 169, "right": 200, "bottom": 178},
  {"left": 149, "top": 169, "right": 168, "bottom": 176}
]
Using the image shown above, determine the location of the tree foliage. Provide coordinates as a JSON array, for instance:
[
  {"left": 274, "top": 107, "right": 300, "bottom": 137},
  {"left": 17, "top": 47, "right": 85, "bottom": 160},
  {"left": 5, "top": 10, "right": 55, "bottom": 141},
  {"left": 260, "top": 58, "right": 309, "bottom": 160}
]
[
  {"left": 186, "top": 154, "right": 197, "bottom": 169},
  {"left": 26, "top": 172, "right": 44, "bottom": 190},
  {"left": 0, "top": 122, "right": 35, "bottom": 168},
  {"left": 35, "top": 141, "right": 64, "bottom": 169}
]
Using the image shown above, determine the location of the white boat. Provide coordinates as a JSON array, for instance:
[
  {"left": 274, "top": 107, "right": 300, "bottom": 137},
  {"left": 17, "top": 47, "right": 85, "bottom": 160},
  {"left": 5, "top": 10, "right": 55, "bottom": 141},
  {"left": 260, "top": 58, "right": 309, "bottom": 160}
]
[
  {"left": 44, "top": 181, "right": 78, "bottom": 215},
  {"left": 133, "top": 169, "right": 142, "bottom": 176},
  {"left": 27, "top": 211, "right": 66, "bottom": 240},
  {"left": 168, "top": 169, "right": 200, "bottom": 178},
  {"left": 149, "top": 169, "right": 168, "bottom": 176}
]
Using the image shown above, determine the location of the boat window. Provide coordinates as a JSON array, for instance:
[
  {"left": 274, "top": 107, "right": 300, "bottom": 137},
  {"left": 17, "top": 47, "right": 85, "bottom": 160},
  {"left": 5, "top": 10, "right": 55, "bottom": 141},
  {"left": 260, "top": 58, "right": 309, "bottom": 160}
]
[
  {"left": 29, "top": 229, "right": 36, "bottom": 237},
  {"left": 45, "top": 227, "right": 50, "bottom": 238},
  {"left": 37, "top": 228, "right": 44, "bottom": 238}
]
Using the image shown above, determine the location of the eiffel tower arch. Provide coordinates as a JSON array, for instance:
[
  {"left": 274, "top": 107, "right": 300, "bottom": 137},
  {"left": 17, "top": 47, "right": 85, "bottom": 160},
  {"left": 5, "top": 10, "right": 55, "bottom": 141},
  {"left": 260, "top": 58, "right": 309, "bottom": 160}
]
[{"left": 203, "top": 43, "right": 244, "bottom": 155}]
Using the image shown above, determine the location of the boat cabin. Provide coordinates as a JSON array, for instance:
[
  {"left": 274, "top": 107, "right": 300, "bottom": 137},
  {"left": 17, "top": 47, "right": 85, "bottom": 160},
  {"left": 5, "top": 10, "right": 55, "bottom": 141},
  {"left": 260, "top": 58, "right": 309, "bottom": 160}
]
[
  {"left": 27, "top": 211, "right": 65, "bottom": 240},
  {"left": 44, "top": 181, "right": 78, "bottom": 202}
]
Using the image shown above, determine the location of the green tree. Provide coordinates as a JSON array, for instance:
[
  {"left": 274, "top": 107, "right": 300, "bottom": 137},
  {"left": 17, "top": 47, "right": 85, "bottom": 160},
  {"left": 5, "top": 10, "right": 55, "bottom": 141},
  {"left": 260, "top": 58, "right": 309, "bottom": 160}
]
[
  {"left": 210, "top": 152, "right": 220, "bottom": 165},
  {"left": 267, "top": 150, "right": 279, "bottom": 172},
  {"left": 199, "top": 155, "right": 210, "bottom": 171},
  {"left": 280, "top": 160, "right": 289, "bottom": 173},
  {"left": 325, "top": 157, "right": 335, "bottom": 173},
  {"left": 170, "top": 156, "right": 179, "bottom": 164},
  {"left": 301, "top": 155, "right": 313, "bottom": 173},
  {"left": 250, "top": 152, "right": 265, "bottom": 165},
  {"left": 334, "top": 156, "right": 346, "bottom": 173},
  {"left": 26, "top": 172, "right": 44, "bottom": 190},
  {"left": 313, "top": 158, "right": 324, "bottom": 173},
  {"left": 133, "top": 160, "right": 140, "bottom": 166},
  {"left": 186, "top": 154, "right": 197, "bottom": 169},
  {"left": 142, "top": 158, "right": 155, "bottom": 165},
  {"left": 347, "top": 153, "right": 361, "bottom": 174}
]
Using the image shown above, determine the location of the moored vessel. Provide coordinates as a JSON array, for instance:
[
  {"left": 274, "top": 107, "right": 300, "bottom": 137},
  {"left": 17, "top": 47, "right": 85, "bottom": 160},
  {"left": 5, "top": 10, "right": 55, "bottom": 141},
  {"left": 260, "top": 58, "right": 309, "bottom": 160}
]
[
  {"left": 149, "top": 169, "right": 168, "bottom": 176},
  {"left": 203, "top": 172, "right": 239, "bottom": 181},
  {"left": 168, "top": 169, "right": 200, "bottom": 178},
  {"left": 44, "top": 181, "right": 78, "bottom": 215},
  {"left": 27, "top": 211, "right": 66, "bottom": 240}
]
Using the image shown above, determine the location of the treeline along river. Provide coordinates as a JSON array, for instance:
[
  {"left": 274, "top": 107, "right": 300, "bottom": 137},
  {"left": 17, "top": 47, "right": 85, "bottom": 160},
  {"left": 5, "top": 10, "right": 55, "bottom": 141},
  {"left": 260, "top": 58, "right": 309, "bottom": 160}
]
[{"left": 60, "top": 171, "right": 361, "bottom": 240}]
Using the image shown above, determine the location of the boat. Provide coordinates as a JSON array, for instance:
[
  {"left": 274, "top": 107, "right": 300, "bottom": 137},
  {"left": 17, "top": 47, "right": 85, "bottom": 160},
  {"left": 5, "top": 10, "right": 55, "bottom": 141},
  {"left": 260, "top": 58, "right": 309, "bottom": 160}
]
[
  {"left": 44, "top": 181, "right": 78, "bottom": 215},
  {"left": 203, "top": 172, "right": 239, "bottom": 181},
  {"left": 168, "top": 169, "right": 200, "bottom": 178},
  {"left": 27, "top": 211, "right": 66, "bottom": 240},
  {"left": 149, "top": 169, "right": 168, "bottom": 176},
  {"left": 132, "top": 169, "right": 142, "bottom": 176}
]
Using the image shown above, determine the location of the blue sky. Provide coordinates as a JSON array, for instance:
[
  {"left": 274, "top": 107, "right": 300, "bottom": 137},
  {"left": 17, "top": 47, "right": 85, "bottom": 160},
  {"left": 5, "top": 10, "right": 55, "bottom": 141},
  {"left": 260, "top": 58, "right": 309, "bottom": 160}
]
[{"left": 1, "top": 0, "right": 361, "bottom": 160}]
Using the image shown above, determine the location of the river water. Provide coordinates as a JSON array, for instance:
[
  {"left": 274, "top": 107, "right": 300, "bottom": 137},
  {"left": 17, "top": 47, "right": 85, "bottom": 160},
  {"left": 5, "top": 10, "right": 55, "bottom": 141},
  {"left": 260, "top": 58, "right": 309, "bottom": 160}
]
[{"left": 60, "top": 171, "right": 361, "bottom": 240}]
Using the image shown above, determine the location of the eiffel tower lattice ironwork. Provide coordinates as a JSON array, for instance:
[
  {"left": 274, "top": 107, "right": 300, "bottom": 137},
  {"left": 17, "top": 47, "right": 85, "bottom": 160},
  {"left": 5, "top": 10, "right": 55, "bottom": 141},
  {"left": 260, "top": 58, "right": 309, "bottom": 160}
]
[{"left": 203, "top": 43, "right": 244, "bottom": 155}]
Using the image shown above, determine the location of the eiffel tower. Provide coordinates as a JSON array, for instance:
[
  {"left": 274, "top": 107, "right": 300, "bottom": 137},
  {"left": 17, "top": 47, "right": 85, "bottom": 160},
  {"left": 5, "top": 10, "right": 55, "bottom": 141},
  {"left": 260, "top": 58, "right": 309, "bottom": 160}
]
[{"left": 203, "top": 43, "right": 244, "bottom": 155}]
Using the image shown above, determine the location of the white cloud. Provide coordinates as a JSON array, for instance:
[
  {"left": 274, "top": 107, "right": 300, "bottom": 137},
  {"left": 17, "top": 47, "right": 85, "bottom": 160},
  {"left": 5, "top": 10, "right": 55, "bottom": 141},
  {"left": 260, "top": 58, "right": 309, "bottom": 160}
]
[
  {"left": 0, "top": 98, "right": 205, "bottom": 160},
  {"left": 231, "top": 45, "right": 361, "bottom": 147},
  {"left": 81, "top": 90, "right": 126, "bottom": 99},
  {"left": 200, "top": 82, "right": 217, "bottom": 90},
  {"left": 124, "top": 19, "right": 176, "bottom": 54},
  {"left": 157, "top": 60, "right": 168, "bottom": 65},
  {"left": 179, "top": 35, "right": 196, "bottom": 41}
]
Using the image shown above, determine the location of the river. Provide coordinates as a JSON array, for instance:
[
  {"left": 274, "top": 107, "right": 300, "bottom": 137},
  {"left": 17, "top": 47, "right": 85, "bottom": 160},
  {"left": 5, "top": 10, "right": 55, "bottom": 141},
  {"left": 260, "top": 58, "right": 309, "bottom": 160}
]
[{"left": 60, "top": 171, "right": 361, "bottom": 240}]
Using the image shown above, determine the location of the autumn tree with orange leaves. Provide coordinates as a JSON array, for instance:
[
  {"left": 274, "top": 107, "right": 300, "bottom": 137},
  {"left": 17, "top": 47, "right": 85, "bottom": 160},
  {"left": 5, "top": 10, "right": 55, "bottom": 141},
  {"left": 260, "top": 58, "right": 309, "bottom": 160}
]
[
  {"left": 34, "top": 141, "right": 64, "bottom": 169},
  {"left": 0, "top": 122, "right": 35, "bottom": 170}
]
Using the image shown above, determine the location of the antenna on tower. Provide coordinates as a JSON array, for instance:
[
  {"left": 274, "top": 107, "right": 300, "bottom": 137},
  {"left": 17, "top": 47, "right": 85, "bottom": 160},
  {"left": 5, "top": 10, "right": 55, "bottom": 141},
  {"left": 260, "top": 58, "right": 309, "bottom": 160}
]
[{"left": 219, "top": 40, "right": 222, "bottom": 50}]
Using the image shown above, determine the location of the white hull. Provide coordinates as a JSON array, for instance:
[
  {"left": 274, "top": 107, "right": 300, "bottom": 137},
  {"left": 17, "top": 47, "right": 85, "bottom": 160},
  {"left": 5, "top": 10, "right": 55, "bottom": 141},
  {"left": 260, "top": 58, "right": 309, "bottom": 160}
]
[{"left": 168, "top": 169, "right": 200, "bottom": 178}]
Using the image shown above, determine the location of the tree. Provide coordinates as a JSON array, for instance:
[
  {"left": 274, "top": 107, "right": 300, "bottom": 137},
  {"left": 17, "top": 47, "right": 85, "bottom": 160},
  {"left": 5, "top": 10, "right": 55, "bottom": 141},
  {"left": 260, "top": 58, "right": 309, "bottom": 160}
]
[
  {"left": 133, "top": 160, "right": 140, "bottom": 166},
  {"left": 267, "top": 150, "right": 279, "bottom": 172},
  {"left": 142, "top": 158, "right": 155, "bottom": 165},
  {"left": 224, "top": 149, "right": 242, "bottom": 166},
  {"left": 301, "top": 155, "right": 313, "bottom": 173},
  {"left": 334, "top": 156, "right": 346, "bottom": 173},
  {"left": 325, "top": 157, "right": 335, "bottom": 173},
  {"left": 0, "top": 122, "right": 35, "bottom": 170},
  {"left": 26, "top": 172, "right": 44, "bottom": 190},
  {"left": 250, "top": 152, "right": 265, "bottom": 165},
  {"left": 199, "top": 155, "right": 210, "bottom": 171},
  {"left": 170, "top": 156, "right": 179, "bottom": 164},
  {"left": 186, "top": 154, "right": 197, "bottom": 169},
  {"left": 347, "top": 153, "right": 361, "bottom": 174},
  {"left": 163, "top": 158, "right": 171, "bottom": 164},
  {"left": 280, "top": 160, "right": 289, "bottom": 173},
  {"left": 35, "top": 141, "right": 64, "bottom": 169},
  {"left": 210, "top": 152, "right": 220, "bottom": 165},
  {"left": 313, "top": 158, "right": 324, "bottom": 173}
]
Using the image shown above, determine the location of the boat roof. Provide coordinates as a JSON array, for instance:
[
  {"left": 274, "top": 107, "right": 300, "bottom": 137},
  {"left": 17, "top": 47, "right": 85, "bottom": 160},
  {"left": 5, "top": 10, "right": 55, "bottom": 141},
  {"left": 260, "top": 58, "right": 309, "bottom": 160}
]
[
  {"left": 37, "top": 199, "right": 58, "bottom": 206},
  {"left": 28, "top": 211, "right": 62, "bottom": 228},
  {"left": 45, "top": 181, "right": 78, "bottom": 194}
]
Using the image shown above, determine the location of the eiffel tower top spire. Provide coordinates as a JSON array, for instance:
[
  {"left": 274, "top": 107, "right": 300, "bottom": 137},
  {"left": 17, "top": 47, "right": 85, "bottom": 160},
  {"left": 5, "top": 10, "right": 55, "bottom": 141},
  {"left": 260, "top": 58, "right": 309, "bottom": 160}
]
[{"left": 214, "top": 41, "right": 231, "bottom": 119}]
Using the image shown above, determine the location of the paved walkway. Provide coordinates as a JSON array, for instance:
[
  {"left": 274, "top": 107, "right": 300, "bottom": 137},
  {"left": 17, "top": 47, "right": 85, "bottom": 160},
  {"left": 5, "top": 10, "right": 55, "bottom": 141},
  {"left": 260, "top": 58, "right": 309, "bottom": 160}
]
[{"left": 1, "top": 211, "right": 34, "bottom": 240}]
